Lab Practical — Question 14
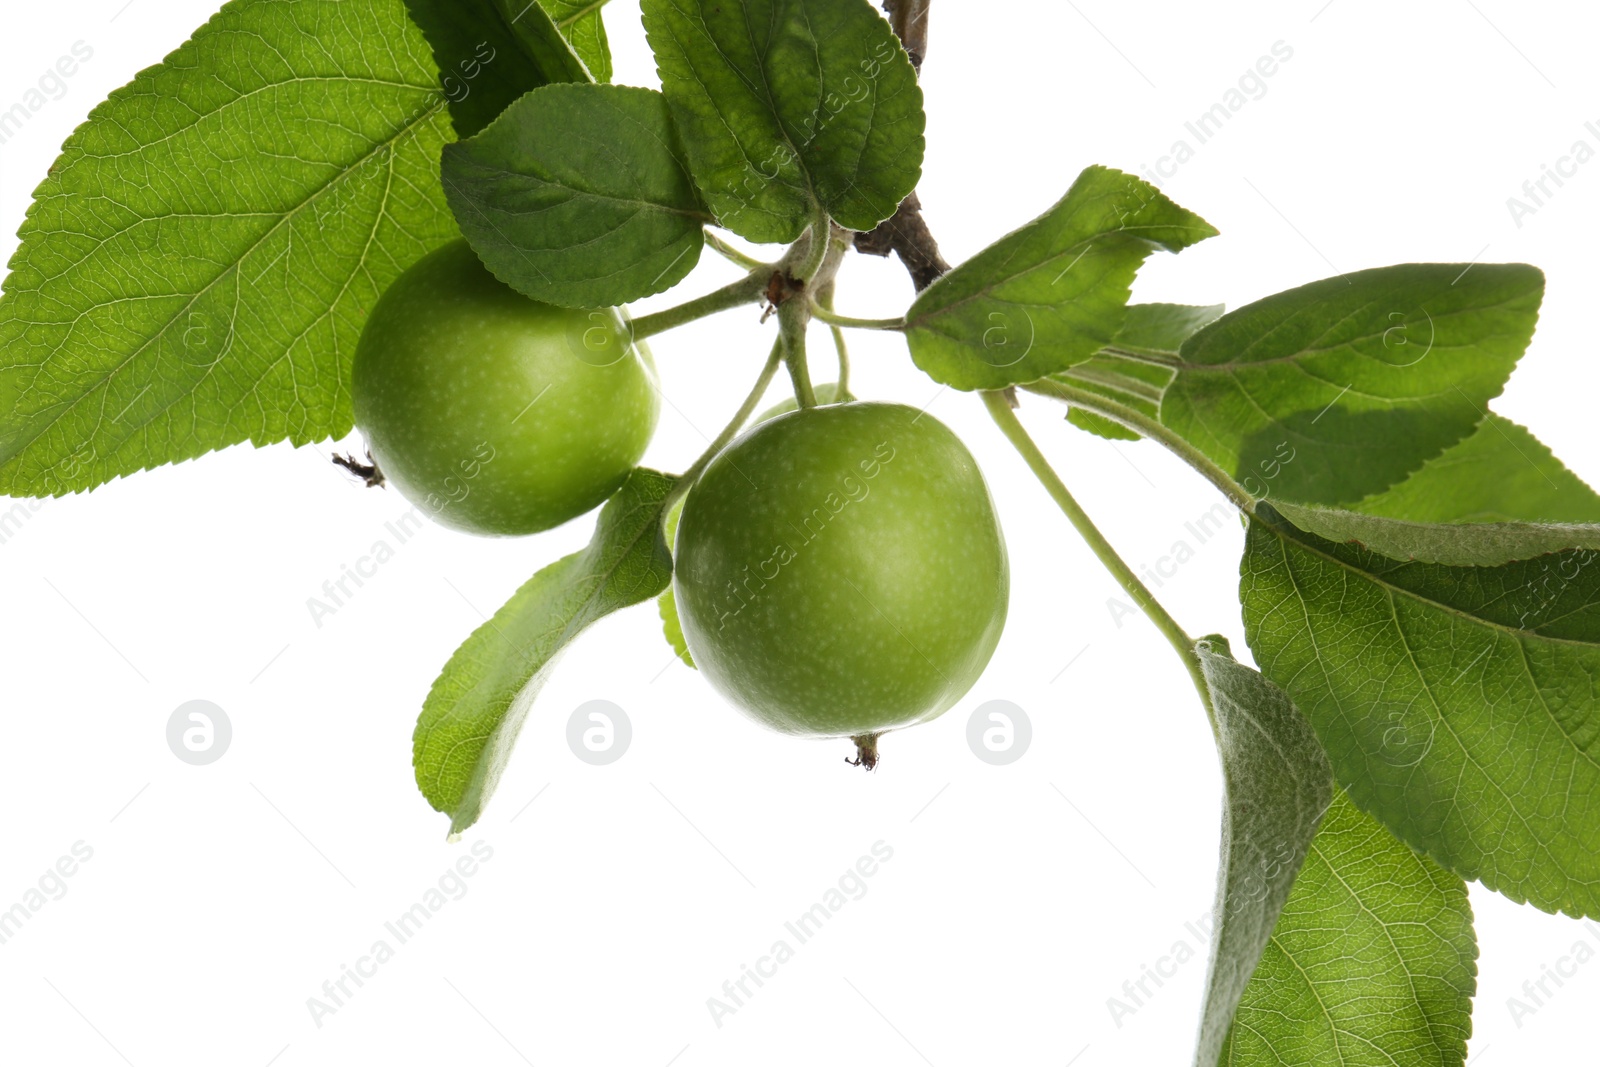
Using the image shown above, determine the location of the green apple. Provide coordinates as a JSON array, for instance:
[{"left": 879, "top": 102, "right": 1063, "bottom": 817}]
[
  {"left": 672, "top": 401, "right": 1009, "bottom": 760},
  {"left": 352, "top": 240, "right": 658, "bottom": 535}
]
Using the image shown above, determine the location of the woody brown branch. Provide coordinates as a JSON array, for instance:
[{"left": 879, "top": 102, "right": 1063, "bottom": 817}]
[
  {"left": 882, "top": 0, "right": 931, "bottom": 71},
  {"left": 855, "top": 0, "right": 950, "bottom": 293}
]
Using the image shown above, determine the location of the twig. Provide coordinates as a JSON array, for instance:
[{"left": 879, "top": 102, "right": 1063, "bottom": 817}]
[
  {"left": 854, "top": 191, "right": 950, "bottom": 292},
  {"left": 855, "top": 1, "right": 950, "bottom": 292},
  {"left": 882, "top": 0, "right": 932, "bottom": 71}
]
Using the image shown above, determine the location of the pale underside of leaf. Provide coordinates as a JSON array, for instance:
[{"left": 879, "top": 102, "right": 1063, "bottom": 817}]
[
  {"left": 1056, "top": 353, "right": 1173, "bottom": 441},
  {"left": 1192, "top": 638, "right": 1333, "bottom": 1067},
  {"left": 657, "top": 495, "right": 694, "bottom": 667},
  {"left": 414, "top": 470, "right": 675, "bottom": 833},
  {"left": 1221, "top": 791, "right": 1477, "bottom": 1067},
  {"left": 1053, "top": 303, "right": 1216, "bottom": 441},
  {"left": 1271, "top": 501, "right": 1600, "bottom": 567}
]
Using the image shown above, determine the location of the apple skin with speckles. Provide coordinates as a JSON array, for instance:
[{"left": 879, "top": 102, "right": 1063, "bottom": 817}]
[
  {"left": 672, "top": 401, "right": 1009, "bottom": 739},
  {"left": 352, "top": 240, "right": 658, "bottom": 536}
]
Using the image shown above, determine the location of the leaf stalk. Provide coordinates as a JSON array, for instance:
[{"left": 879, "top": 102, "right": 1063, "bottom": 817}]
[
  {"left": 1020, "top": 378, "right": 1256, "bottom": 513},
  {"left": 982, "top": 390, "right": 1217, "bottom": 734},
  {"left": 661, "top": 340, "right": 786, "bottom": 515},
  {"left": 806, "top": 302, "right": 906, "bottom": 331},
  {"left": 702, "top": 229, "right": 769, "bottom": 271},
  {"left": 630, "top": 270, "right": 771, "bottom": 340}
]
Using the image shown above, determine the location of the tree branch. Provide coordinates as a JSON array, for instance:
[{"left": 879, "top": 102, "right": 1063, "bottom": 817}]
[
  {"left": 882, "top": 0, "right": 931, "bottom": 71},
  {"left": 855, "top": 0, "right": 950, "bottom": 292}
]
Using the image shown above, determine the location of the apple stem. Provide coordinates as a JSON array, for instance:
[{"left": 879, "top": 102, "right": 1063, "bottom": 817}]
[
  {"left": 813, "top": 279, "right": 853, "bottom": 398},
  {"left": 847, "top": 733, "right": 881, "bottom": 770},
  {"left": 661, "top": 339, "right": 786, "bottom": 515},
  {"left": 779, "top": 299, "right": 818, "bottom": 409},
  {"left": 332, "top": 449, "right": 385, "bottom": 488}
]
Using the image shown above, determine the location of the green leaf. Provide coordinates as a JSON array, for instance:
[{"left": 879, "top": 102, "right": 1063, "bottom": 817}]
[
  {"left": 1192, "top": 637, "right": 1334, "bottom": 1067},
  {"left": 657, "top": 497, "right": 694, "bottom": 668},
  {"left": 491, "top": 0, "right": 593, "bottom": 82},
  {"left": 1058, "top": 304, "right": 1222, "bottom": 439},
  {"left": 1066, "top": 407, "right": 1142, "bottom": 441},
  {"left": 1062, "top": 356, "right": 1177, "bottom": 441},
  {"left": 442, "top": 83, "right": 708, "bottom": 308},
  {"left": 1355, "top": 414, "right": 1600, "bottom": 524},
  {"left": 1060, "top": 356, "right": 1169, "bottom": 441},
  {"left": 641, "top": 0, "right": 925, "bottom": 242},
  {"left": 1270, "top": 501, "right": 1600, "bottom": 567},
  {"left": 404, "top": 0, "right": 597, "bottom": 137},
  {"left": 1221, "top": 791, "right": 1477, "bottom": 1067},
  {"left": 658, "top": 587, "right": 695, "bottom": 668},
  {"left": 1162, "top": 263, "right": 1545, "bottom": 506},
  {"left": 535, "top": 0, "right": 615, "bottom": 83},
  {"left": 1242, "top": 505, "right": 1600, "bottom": 918},
  {"left": 903, "top": 167, "right": 1217, "bottom": 391},
  {"left": 0, "top": 0, "right": 457, "bottom": 497},
  {"left": 1112, "top": 301, "right": 1225, "bottom": 357},
  {"left": 414, "top": 469, "right": 676, "bottom": 832}
]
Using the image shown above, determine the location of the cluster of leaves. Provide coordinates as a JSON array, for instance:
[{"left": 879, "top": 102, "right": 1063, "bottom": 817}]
[{"left": 3, "top": 0, "right": 1597, "bottom": 1061}]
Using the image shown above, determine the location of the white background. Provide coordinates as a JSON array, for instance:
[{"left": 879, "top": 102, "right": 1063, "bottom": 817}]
[{"left": 2, "top": 1, "right": 1598, "bottom": 1064}]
